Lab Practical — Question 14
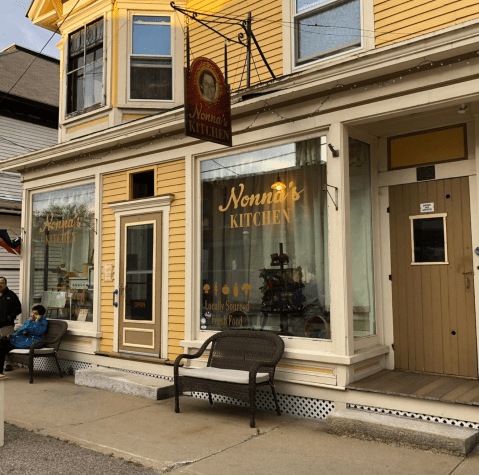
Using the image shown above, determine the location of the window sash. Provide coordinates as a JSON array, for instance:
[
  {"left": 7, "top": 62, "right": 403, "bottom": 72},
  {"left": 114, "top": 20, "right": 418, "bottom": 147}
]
[
  {"left": 129, "top": 15, "right": 173, "bottom": 101},
  {"left": 67, "top": 19, "right": 104, "bottom": 114},
  {"left": 294, "top": 0, "right": 361, "bottom": 65}
]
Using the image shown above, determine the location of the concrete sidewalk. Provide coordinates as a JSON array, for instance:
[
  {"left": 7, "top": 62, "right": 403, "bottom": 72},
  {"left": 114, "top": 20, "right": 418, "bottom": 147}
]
[{"left": 2, "top": 368, "right": 479, "bottom": 474}]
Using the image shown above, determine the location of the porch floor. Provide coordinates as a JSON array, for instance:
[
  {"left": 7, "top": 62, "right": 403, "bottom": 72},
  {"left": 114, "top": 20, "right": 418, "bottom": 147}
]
[{"left": 347, "top": 370, "right": 479, "bottom": 406}]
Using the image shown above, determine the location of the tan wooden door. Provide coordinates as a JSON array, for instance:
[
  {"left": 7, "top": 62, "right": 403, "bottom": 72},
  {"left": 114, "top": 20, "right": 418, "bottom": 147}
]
[
  {"left": 389, "top": 178, "right": 478, "bottom": 378},
  {"left": 118, "top": 213, "right": 162, "bottom": 356}
]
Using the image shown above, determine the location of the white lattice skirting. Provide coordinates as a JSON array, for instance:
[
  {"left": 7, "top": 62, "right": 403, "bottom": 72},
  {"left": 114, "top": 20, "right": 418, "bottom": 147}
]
[{"left": 347, "top": 403, "right": 479, "bottom": 430}]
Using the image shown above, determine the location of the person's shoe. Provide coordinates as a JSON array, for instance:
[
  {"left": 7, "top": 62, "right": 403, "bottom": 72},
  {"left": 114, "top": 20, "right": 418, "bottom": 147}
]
[{"left": 4, "top": 363, "right": 13, "bottom": 372}]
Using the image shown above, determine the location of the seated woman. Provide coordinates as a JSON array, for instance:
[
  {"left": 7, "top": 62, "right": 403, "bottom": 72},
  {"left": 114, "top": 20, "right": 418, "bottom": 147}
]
[{"left": 0, "top": 305, "right": 48, "bottom": 375}]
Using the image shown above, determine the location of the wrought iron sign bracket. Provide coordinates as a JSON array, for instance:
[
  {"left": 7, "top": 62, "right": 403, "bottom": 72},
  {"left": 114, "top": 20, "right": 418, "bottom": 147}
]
[
  {"left": 323, "top": 184, "right": 338, "bottom": 211},
  {"left": 171, "top": 2, "right": 276, "bottom": 88}
]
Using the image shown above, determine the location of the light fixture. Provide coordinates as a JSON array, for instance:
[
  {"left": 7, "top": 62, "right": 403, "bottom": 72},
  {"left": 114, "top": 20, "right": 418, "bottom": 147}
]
[
  {"left": 458, "top": 104, "right": 468, "bottom": 114},
  {"left": 328, "top": 144, "right": 339, "bottom": 157},
  {"left": 271, "top": 174, "right": 286, "bottom": 191}
]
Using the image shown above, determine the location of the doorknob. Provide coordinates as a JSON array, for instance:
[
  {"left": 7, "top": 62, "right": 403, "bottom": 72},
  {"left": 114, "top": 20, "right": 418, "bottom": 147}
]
[{"left": 463, "top": 271, "right": 474, "bottom": 290}]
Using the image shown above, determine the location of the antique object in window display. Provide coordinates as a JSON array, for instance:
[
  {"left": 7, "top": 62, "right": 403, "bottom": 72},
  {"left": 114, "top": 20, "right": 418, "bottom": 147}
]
[{"left": 259, "top": 243, "right": 305, "bottom": 334}]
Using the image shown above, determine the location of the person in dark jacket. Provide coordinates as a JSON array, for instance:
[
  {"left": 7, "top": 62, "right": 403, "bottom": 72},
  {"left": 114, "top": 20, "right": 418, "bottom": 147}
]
[
  {"left": 0, "top": 305, "right": 48, "bottom": 375},
  {"left": 0, "top": 276, "right": 22, "bottom": 337},
  {"left": 0, "top": 276, "right": 22, "bottom": 371}
]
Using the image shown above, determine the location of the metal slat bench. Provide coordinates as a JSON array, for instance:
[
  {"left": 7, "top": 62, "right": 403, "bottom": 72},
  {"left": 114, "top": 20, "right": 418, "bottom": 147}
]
[{"left": 174, "top": 330, "right": 284, "bottom": 427}]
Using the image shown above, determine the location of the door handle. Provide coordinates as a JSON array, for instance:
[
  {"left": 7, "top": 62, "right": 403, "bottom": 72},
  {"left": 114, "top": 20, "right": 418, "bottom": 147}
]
[
  {"left": 113, "top": 289, "right": 119, "bottom": 307},
  {"left": 463, "top": 271, "right": 474, "bottom": 291}
]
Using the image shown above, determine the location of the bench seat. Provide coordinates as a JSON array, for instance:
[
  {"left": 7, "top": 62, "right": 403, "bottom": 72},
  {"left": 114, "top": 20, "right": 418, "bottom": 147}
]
[{"left": 178, "top": 367, "right": 270, "bottom": 384}]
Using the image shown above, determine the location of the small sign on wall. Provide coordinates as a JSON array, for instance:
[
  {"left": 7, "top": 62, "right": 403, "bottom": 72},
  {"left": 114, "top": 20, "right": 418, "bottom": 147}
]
[
  {"left": 420, "top": 202, "right": 434, "bottom": 213},
  {"left": 103, "top": 263, "right": 113, "bottom": 283}
]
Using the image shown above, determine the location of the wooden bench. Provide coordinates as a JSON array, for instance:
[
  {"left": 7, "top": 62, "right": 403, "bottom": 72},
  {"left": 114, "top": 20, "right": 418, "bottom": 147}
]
[
  {"left": 174, "top": 330, "right": 285, "bottom": 427},
  {"left": 7, "top": 319, "right": 68, "bottom": 384}
]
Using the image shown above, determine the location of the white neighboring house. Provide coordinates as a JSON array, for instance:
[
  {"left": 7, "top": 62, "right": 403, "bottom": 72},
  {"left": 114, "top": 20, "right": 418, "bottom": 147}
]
[{"left": 0, "top": 45, "right": 59, "bottom": 294}]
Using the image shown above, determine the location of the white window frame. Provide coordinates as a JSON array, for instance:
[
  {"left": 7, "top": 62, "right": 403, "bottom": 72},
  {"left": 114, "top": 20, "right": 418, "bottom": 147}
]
[
  {"left": 128, "top": 13, "right": 175, "bottom": 103},
  {"left": 65, "top": 17, "right": 105, "bottom": 117},
  {"left": 284, "top": 0, "right": 374, "bottom": 73},
  {"left": 26, "top": 179, "right": 98, "bottom": 332}
]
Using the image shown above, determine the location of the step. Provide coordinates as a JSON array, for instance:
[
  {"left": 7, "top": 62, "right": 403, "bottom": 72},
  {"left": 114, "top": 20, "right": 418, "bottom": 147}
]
[
  {"left": 327, "top": 408, "right": 479, "bottom": 456},
  {"left": 75, "top": 367, "right": 175, "bottom": 400}
]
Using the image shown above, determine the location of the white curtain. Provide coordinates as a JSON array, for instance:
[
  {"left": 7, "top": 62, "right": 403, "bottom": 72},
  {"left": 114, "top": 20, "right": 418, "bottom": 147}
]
[{"left": 201, "top": 138, "right": 330, "bottom": 338}]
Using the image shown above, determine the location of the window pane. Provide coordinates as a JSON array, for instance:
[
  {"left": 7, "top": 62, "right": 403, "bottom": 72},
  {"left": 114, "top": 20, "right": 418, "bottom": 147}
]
[
  {"left": 200, "top": 138, "right": 331, "bottom": 339},
  {"left": 68, "top": 53, "right": 84, "bottom": 73},
  {"left": 130, "top": 58, "right": 172, "bottom": 100},
  {"left": 67, "top": 70, "right": 84, "bottom": 112},
  {"left": 413, "top": 218, "right": 446, "bottom": 263},
  {"left": 124, "top": 224, "right": 154, "bottom": 322},
  {"left": 86, "top": 19, "right": 103, "bottom": 48},
  {"left": 125, "top": 274, "right": 153, "bottom": 321},
  {"left": 133, "top": 17, "right": 171, "bottom": 56},
  {"left": 297, "top": 0, "right": 331, "bottom": 13},
  {"left": 69, "top": 28, "right": 84, "bottom": 56},
  {"left": 67, "top": 19, "right": 103, "bottom": 113},
  {"left": 297, "top": 0, "right": 361, "bottom": 62},
  {"left": 126, "top": 225, "right": 154, "bottom": 272},
  {"left": 349, "top": 138, "right": 375, "bottom": 338},
  {"left": 30, "top": 184, "right": 95, "bottom": 322},
  {"left": 84, "top": 60, "right": 103, "bottom": 108}
]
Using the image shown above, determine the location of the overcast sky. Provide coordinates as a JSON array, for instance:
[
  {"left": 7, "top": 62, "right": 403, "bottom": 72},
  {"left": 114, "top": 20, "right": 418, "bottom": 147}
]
[{"left": 1, "top": 0, "right": 61, "bottom": 59}]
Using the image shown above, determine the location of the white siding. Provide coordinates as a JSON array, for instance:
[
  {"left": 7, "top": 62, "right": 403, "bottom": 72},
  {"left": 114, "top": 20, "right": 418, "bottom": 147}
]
[
  {"left": 0, "top": 172, "right": 22, "bottom": 202},
  {"left": 0, "top": 214, "right": 21, "bottom": 295},
  {"left": 0, "top": 115, "right": 58, "bottom": 161}
]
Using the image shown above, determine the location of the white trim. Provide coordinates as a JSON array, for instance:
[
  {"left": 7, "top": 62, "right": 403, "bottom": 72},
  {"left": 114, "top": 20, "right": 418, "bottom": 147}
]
[
  {"left": 109, "top": 194, "right": 174, "bottom": 213},
  {"left": 24, "top": 180, "right": 97, "bottom": 331},
  {"left": 112, "top": 194, "right": 172, "bottom": 359},
  {"left": 127, "top": 12, "right": 174, "bottom": 104},
  {"left": 409, "top": 213, "right": 448, "bottom": 265},
  {"left": 288, "top": 0, "right": 372, "bottom": 71}
]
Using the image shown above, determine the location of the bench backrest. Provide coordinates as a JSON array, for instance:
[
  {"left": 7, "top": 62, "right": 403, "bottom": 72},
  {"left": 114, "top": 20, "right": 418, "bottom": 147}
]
[
  {"left": 206, "top": 331, "right": 284, "bottom": 377},
  {"left": 42, "top": 319, "right": 68, "bottom": 350}
]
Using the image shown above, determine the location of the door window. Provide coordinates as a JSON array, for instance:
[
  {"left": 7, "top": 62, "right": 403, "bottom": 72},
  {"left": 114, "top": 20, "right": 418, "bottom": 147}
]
[
  {"left": 410, "top": 214, "right": 448, "bottom": 264},
  {"left": 124, "top": 223, "right": 154, "bottom": 321}
]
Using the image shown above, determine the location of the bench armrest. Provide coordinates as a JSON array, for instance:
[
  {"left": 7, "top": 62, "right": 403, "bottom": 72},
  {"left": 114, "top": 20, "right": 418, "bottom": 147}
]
[
  {"left": 28, "top": 339, "right": 47, "bottom": 352},
  {"left": 174, "top": 338, "right": 214, "bottom": 376}
]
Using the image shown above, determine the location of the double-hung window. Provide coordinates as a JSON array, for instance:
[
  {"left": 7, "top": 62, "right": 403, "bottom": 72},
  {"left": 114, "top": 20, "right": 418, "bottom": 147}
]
[
  {"left": 67, "top": 18, "right": 104, "bottom": 114},
  {"left": 130, "top": 15, "right": 173, "bottom": 101},
  {"left": 294, "top": 0, "right": 361, "bottom": 65}
]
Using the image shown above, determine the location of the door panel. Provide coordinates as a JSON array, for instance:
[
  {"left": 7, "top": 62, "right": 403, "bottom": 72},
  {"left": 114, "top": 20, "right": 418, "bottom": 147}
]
[
  {"left": 118, "top": 213, "right": 162, "bottom": 355},
  {"left": 389, "top": 178, "right": 477, "bottom": 378}
]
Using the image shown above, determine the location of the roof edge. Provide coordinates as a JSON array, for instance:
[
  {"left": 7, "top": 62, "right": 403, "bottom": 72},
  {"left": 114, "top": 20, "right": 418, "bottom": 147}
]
[{"left": 0, "top": 44, "right": 59, "bottom": 64}]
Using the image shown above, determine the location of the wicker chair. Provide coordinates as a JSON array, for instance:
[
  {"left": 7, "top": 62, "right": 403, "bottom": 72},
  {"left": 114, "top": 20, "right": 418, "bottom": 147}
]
[
  {"left": 7, "top": 319, "right": 68, "bottom": 384},
  {"left": 174, "top": 330, "right": 285, "bottom": 427}
]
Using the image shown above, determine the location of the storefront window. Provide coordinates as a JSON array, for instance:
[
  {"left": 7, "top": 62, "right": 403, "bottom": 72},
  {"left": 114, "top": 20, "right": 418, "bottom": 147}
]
[
  {"left": 201, "top": 137, "right": 331, "bottom": 339},
  {"left": 30, "top": 184, "right": 95, "bottom": 322},
  {"left": 349, "top": 138, "right": 375, "bottom": 337}
]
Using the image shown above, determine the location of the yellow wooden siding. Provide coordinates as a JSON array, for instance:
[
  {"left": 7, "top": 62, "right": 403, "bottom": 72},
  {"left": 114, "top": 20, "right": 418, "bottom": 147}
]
[
  {"left": 159, "top": 160, "right": 186, "bottom": 360},
  {"left": 375, "top": 0, "right": 479, "bottom": 48},
  {"left": 99, "top": 170, "right": 127, "bottom": 352},
  {"left": 186, "top": 0, "right": 282, "bottom": 90},
  {"left": 100, "top": 160, "right": 186, "bottom": 360}
]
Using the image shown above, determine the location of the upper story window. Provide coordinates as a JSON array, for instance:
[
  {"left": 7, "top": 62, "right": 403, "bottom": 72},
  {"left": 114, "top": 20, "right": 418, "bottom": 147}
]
[
  {"left": 67, "top": 18, "right": 104, "bottom": 114},
  {"left": 295, "top": 0, "right": 361, "bottom": 66},
  {"left": 130, "top": 15, "right": 173, "bottom": 101}
]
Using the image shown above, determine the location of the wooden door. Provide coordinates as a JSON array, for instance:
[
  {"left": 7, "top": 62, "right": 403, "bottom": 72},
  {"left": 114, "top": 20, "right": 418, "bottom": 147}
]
[
  {"left": 389, "top": 178, "right": 477, "bottom": 378},
  {"left": 118, "top": 213, "right": 162, "bottom": 356}
]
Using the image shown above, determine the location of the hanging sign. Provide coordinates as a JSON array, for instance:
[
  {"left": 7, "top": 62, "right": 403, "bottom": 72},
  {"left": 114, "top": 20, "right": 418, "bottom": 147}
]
[{"left": 185, "top": 57, "right": 232, "bottom": 147}]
